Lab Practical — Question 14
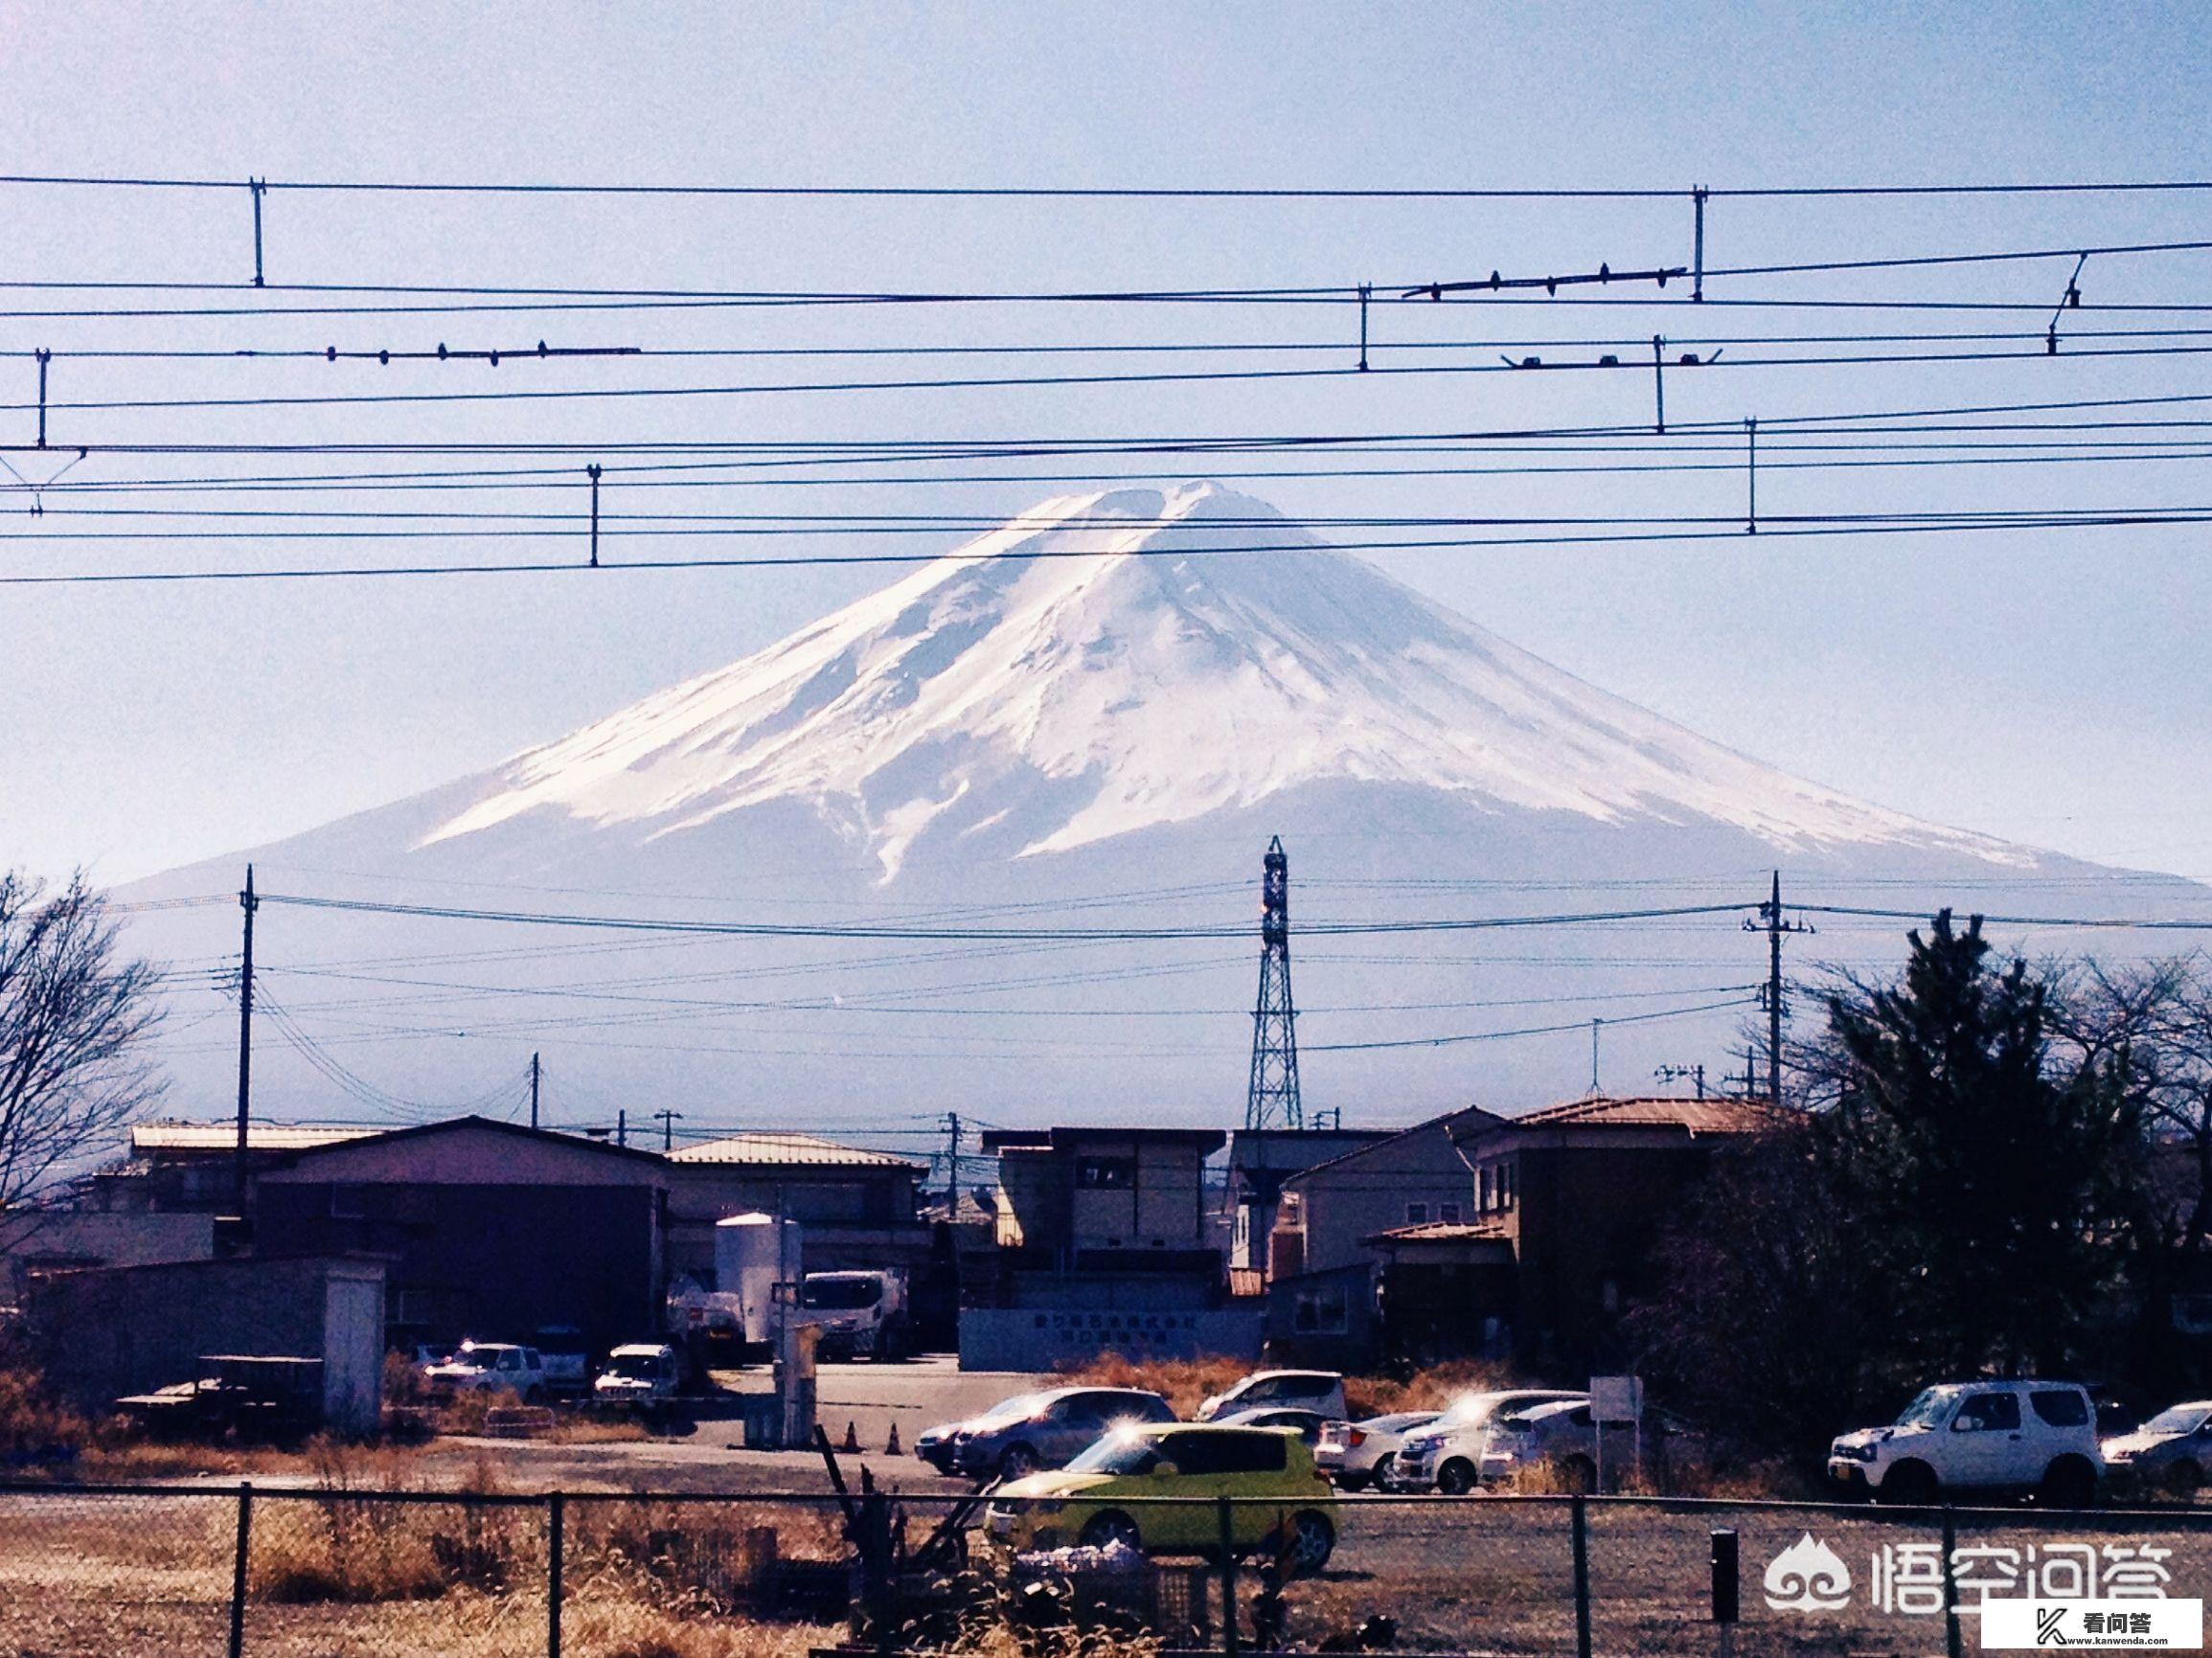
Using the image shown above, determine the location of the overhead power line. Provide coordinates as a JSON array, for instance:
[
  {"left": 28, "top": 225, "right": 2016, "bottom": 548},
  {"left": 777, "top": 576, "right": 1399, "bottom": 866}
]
[
  {"left": 13, "top": 509, "right": 2212, "bottom": 586},
  {"left": 1305, "top": 994, "right": 1758, "bottom": 1053},
  {"left": 16, "top": 337, "right": 2212, "bottom": 418},
  {"left": 6, "top": 172, "right": 2212, "bottom": 199},
  {"left": 5, "top": 238, "right": 2210, "bottom": 313},
  {"left": 251, "top": 891, "right": 1753, "bottom": 942}
]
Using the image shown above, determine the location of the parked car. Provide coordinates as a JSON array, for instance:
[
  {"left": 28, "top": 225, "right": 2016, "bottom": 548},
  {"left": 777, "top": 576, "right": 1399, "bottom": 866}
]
[
  {"left": 1400, "top": 1390, "right": 1588, "bottom": 1495},
  {"left": 594, "top": 1344, "right": 683, "bottom": 1415},
  {"left": 1828, "top": 1380, "right": 2102, "bottom": 1507},
  {"left": 422, "top": 1342, "right": 550, "bottom": 1404},
  {"left": 985, "top": 1423, "right": 1337, "bottom": 1574},
  {"left": 1196, "top": 1370, "right": 1349, "bottom": 1423},
  {"left": 535, "top": 1326, "right": 592, "bottom": 1397},
  {"left": 1316, "top": 1411, "right": 1441, "bottom": 1491},
  {"left": 920, "top": 1386, "right": 1177, "bottom": 1482},
  {"left": 2103, "top": 1400, "right": 2212, "bottom": 1495},
  {"left": 1215, "top": 1406, "right": 1334, "bottom": 1447},
  {"left": 1480, "top": 1397, "right": 1709, "bottom": 1492}
]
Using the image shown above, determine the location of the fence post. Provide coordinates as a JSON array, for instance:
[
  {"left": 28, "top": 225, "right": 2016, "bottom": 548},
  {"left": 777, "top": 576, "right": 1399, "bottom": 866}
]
[
  {"left": 1571, "top": 1494, "right": 1593, "bottom": 1658},
  {"left": 227, "top": 1481, "right": 252, "bottom": 1658},
  {"left": 1940, "top": 1506, "right": 1961, "bottom": 1658},
  {"left": 547, "top": 1490, "right": 564, "bottom": 1658},
  {"left": 1217, "top": 1494, "right": 1241, "bottom": 1658}
]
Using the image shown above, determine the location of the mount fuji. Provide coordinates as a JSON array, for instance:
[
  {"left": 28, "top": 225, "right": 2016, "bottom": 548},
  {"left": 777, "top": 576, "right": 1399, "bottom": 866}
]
[{"left": 126, "top": 483, "right": 2207, "bottom": 1128}]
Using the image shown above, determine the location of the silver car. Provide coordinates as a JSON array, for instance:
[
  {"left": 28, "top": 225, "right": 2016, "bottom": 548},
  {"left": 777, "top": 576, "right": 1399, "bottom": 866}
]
[
  {"left": 2104, "top": 1400, "right": 2212, "bottom": 1495},
  {"left": 938, "top": 1386, "right": 1176, "bottom": 1482}
]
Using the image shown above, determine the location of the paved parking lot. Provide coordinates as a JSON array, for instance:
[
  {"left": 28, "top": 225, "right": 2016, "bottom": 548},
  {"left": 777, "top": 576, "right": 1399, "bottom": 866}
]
[{"left": 404, "top": 1354, "right": 1056, "bottom": 1493}]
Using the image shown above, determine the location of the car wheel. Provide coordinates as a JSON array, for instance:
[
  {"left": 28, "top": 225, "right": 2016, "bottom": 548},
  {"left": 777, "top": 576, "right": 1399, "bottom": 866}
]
[
  {"left": 1284, "top": 1510, "right": 1336, "bottom": 1577},
  {"left": 1080, "top": 1510, "right": 1142, "bottom": 1554},
  {"left": 998, "top": 1443, "right": 1038, "bottom": 1481},
  {"left": 2168, "top": 1461, "right": 2202, "bottom": 1499},
  {"left": 1878, "top": 1461, "right": 1940, "bottom": 1507},
  {"left": 1560, "top": 1455, "right": 1597, "bottom": 1495},
  {"left": 2040, "top": 1457, "right": 2097, "bottom": 1510},
  {"left": 1368, "top": 1453, "right": 1398, "bottom": 1491},
  {"left": 1437, "top": 1459, "right": 1477, "bottom": 1496}
]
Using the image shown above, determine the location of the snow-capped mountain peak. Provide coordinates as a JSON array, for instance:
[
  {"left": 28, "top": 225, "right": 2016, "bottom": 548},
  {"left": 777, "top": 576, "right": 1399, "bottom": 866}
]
[{"left": 422, "top": 481, "right": 2019, "bottom": 879}]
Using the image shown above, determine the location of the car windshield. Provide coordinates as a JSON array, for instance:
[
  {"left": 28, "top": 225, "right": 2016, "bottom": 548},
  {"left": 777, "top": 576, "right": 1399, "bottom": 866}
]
[
  {"left": 2143, "top": 1405, "right": 2212, "bottom": 1436},
  {"left": 1435, "top": 1396, "right": 1511, "bottom": 1428},
  {"left": 604, "top": 1353, "right": 661, "bottom": 1380},
  {"left": 973, "top": 1392, "right": 1046, "bottom": 1426},
  {"left": 1064, "top": 1433, "right": 1161, "bottom": 1476},
  {"left": 450, "top": 1348, "right": 505, "bottom": 1372},
  {"left": 1895, "top": 1388, "right": 1961, "bottom": 1428},
  {"left": 802, "top": 1278, "right": 881, "bottom": 1310}
]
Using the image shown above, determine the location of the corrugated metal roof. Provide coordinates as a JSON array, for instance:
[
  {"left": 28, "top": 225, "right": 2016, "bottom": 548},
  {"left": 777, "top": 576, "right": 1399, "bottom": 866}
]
[
  {"left": 1367, "top": 1220, "right": 1512, "bottom": 1243},
  {"left": 131, "top": 1122, "right": 379, "bottom": 1154},
  {"left": 1504, "top": 1096, "right": 1779, "bottom": 1134},
  {"left": 669, "top": 1132, "right": 923, "bottom": 1171}
]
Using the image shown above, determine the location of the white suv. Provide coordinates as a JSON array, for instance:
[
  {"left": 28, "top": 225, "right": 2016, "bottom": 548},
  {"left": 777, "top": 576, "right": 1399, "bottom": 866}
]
[
  {"left": 422, "top": 1342, "right": 550, "bottom": 1404},
  {"left": 1829, "top": 1381, "right": 2102, "bottom": 1508}
]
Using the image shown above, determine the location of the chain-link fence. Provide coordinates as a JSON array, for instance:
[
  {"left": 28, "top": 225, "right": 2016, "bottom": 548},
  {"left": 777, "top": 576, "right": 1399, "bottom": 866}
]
[{"left": 0, "top": 1481, "right": 2206, "bottom": 1655}]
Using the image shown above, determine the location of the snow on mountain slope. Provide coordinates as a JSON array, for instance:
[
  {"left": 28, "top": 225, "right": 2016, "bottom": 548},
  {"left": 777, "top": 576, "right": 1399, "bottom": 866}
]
[{"left": 422, "top": 482, "right": 2023, "bottom": 880}]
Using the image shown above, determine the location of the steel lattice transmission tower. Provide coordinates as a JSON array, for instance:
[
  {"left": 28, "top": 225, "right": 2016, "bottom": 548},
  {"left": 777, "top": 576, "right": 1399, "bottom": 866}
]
[{"left": 1244, "top": 835, "right": 1303, "bottom": 1131}]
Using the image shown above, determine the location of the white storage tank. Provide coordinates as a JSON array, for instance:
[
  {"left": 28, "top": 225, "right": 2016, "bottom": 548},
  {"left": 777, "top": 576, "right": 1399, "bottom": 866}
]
[{"left": 714, "top": 1213, "right": 803, "bottom": 1345}]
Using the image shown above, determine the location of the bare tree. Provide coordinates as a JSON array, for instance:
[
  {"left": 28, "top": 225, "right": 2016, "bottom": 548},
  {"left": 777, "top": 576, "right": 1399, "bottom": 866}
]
[{"left": 0, "top": 871, "right": 164, "bottom": 1223}]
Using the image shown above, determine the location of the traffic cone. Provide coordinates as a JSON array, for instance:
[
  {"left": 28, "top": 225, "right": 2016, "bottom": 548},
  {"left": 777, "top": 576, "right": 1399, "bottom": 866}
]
[
  {"left": 841, "top": 1420, "right": 860, "bottom": 1453},
  {"left": 885, "top": 1420, "right": 902, "bottom": 1456}
]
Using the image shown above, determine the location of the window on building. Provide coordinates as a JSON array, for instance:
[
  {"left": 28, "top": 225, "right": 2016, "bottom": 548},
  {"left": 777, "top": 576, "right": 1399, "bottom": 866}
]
[
  {"left": 1279, "top": 1192, "right": 1304, "bottom": 1226},
  {"left": 1499, "top": 1162, "right": 1516, "bottom": 1210},
  {"left": 1405, "top": 1202, "right": 1429, "bottom": 1226},
  {"left": 1076, "top": 1156, "right": 1135, "bottom": 1190},
  {"left": 392, "top": 1288, "right": 438, "bottom": 1327},
  {"left": 1477, "top": 1168, "right": 1492, "bottom": 1212},
  {"left": 1439, "top": 1202, "right": 1463, "bottom": 1225},
  {"left": 1290, "top": 1284, "right": 1349, "bottom": 1335}
]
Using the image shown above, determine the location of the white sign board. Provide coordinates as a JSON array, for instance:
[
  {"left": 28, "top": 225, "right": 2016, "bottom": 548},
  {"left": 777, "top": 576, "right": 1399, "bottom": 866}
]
[{"left": 1590, "top": 1374, "right": 1644, "bottom": 1424}]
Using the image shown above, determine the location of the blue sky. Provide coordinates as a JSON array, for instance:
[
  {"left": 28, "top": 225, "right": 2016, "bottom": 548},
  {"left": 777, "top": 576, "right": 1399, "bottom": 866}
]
[{"left": 4, "top": 0, "right": 2211, "bottom": 885}]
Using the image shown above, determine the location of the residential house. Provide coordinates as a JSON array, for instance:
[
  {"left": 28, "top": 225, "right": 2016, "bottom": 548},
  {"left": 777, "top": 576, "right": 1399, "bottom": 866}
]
[
  {"left": 1223, "top": 1125, "right": 1392, "bottom": 1273},
  {"left": 1268, "top": 1096, "right": 1773, "bottom": 1374},
  {"left": 1441, "top": 1095, "right": 1776, "bottom": 1373},
  {"left": 965, "top": 1125, "right": 1258, "bottom": 1369},
  {"left": 1263, "top": 1103, "right": 1503, "bottom": 1365}
]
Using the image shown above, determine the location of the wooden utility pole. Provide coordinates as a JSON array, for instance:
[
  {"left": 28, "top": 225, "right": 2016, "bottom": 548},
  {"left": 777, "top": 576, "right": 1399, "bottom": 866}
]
[
  {"left": 232, "top": 865, "right": 259, "bottom": 1220},
  {"left": 529, "top": 1052, "right": 541, "bottom": 1130}
]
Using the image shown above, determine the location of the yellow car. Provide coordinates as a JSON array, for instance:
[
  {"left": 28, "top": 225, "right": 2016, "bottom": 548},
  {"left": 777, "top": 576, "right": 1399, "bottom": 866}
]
[{"left": 983, "top": 1423, "right": 1338, "bottom": 1575}]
